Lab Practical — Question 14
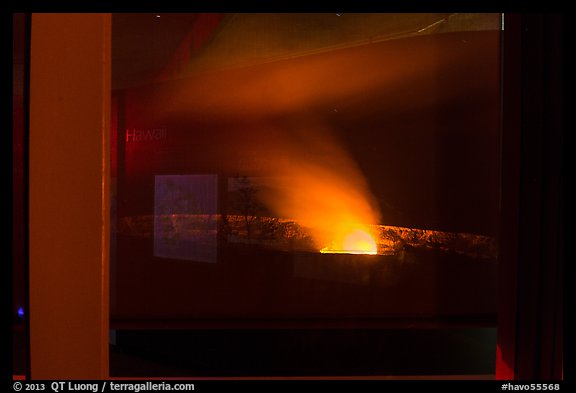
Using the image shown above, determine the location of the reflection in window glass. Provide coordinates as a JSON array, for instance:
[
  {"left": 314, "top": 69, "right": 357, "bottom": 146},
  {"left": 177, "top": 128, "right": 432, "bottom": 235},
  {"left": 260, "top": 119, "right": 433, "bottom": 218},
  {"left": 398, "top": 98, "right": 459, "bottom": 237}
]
[
  {"left": 154, "top": 174, "right": 218, "bottom": 263},
  {"left": 111, "top": 13, "right": 502, "bottom": 378}
]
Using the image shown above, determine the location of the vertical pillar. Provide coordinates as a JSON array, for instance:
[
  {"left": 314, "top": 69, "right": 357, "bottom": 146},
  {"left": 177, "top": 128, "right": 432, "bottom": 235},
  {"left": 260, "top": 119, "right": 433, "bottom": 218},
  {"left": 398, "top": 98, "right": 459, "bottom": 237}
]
[{"left": 29, "top": 13, "right": 111, "bottom": 379}]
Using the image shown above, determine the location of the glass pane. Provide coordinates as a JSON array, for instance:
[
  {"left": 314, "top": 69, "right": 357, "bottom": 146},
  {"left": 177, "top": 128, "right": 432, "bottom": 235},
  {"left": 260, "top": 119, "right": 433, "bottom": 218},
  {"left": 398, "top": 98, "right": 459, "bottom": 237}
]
[{"left": 110, "top": 13, "right": 502, "bottom": 378}]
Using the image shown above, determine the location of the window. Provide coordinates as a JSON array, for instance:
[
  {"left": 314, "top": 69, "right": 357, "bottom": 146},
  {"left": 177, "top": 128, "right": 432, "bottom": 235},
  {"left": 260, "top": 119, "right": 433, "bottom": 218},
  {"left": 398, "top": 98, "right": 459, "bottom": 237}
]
[{"left": 110, "top": 13, "right": 503, "bottom": 378}]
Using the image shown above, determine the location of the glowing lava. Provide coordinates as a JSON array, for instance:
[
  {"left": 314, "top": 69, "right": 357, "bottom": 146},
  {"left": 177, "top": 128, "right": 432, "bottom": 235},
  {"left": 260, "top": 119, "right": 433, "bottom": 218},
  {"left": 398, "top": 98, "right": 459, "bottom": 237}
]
[{"left": 320, "top": 228, "right": 378, "bottom": 255}]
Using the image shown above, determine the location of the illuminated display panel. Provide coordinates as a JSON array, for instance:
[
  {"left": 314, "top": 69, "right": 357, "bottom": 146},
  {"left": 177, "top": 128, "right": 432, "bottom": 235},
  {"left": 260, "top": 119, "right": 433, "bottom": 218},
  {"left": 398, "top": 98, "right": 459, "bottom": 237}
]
[{"left": 154, "top": 174, "right": 218, "bottom": 263}]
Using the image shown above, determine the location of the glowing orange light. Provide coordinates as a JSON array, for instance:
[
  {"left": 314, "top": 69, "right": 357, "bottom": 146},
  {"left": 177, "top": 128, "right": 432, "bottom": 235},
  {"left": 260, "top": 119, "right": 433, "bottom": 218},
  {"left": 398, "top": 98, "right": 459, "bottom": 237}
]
[{"left": 320, "top": 228, "right": 378, "bottom": 255}]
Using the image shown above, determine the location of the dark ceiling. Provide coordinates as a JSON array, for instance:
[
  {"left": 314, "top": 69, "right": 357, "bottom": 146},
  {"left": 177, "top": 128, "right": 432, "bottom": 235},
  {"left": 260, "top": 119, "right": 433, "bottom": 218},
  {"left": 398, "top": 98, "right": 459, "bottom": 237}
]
[
  {"left": 112, "top": 13, "right": 200, "bottom": 89},
  {"left": 112, "top": 13, "right": 501, "bottom": 90}
]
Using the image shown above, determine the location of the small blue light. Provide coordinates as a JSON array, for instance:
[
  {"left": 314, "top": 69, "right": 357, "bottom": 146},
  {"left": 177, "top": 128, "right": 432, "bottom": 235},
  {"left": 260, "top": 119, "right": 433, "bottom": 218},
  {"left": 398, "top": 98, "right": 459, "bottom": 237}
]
[{"left": 17, "top": 307, "right": 25, "bottom": 318}]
